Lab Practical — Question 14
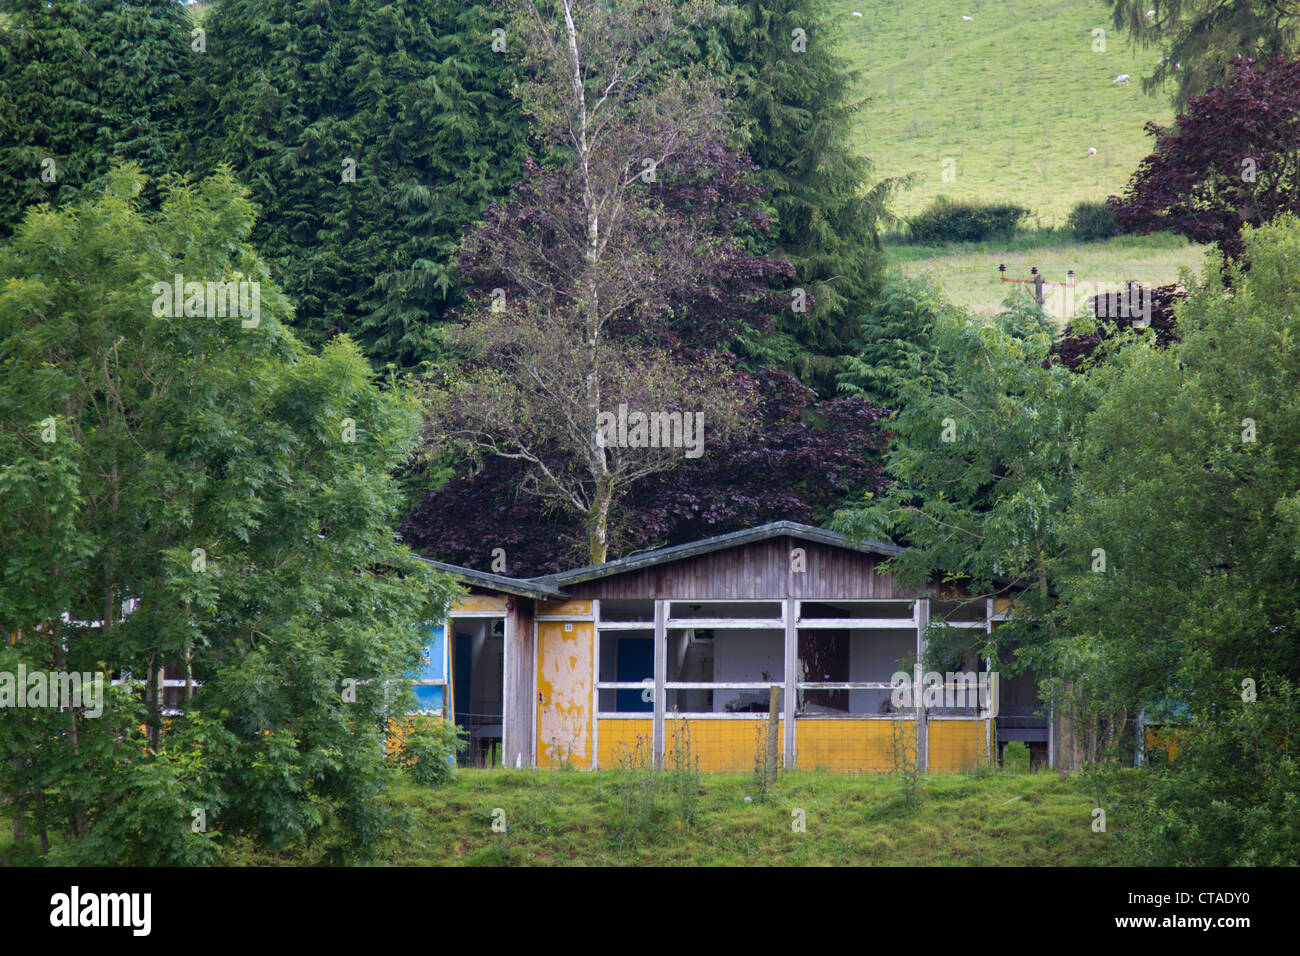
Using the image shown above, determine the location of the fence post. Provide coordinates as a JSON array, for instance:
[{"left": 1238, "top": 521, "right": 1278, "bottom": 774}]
[{"left": 766, "top": 685, "right": 780, "bottom": 785}]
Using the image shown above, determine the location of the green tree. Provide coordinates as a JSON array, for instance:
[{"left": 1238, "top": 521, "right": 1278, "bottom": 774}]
[
  {"left": 1059, "top": 215, "right": 1300, "bottom": 744},
  {"left": 1061, "top": 218, "right": 1300, "bottom": 863},
  {"left": 831, "top": 291, "right": 1096, "bottom": 683},
  {"left": 192, "top": 0, "right": 529, "bottom": 368},
  {"left": 1100, "top": 680, "right": 1300, "bottom": 865},
  {"left": 0, "top": 166, "right": 456, "bottom": 863},
  {"left": 724, "top": 0, "right": 903, "bottom": 391},
  {"left": 837, "top": 273, "right": 946, "bottom": 409},
  {"left": 0, "top": 0, "right": 197, "bottom": 238}
]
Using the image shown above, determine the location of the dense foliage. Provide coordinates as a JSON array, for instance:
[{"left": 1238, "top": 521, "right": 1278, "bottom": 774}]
[
  {"left": 0, "top": 168, "right": 457, "bottom": 863},
  {"left": 190, "top": 0, "right": 529, "bottom": 367},
  {"left": 410, "top": 0, "right": 895, "bottom": 570},
  {"left": 720, "top": 0, "right": 899, "bottom": 391},
  {"left": 1100, "top": 683, "right": 1300, "bottom": 865},
  {"left": 1060, "top": 218, "right": 1300, "bottom": 862},
  {"left": 907, "top": 196, "right": 1029, "bottom": 244},
  {"left": 406, "top": 365, "right": 889, "bottom": 574},
  {"left": 1066, "top": 201, "right": 1119, "bottom": 242},
  {"left": 1050, "top": 282, "right": 1184, "bottom": 372},
  {"left": 1111, "top": 55, "right": 1300, "bottom": 263},
  {"left": 837, "top": 274, "right": 945, "bottom": 409},
  {"left": 0, "top": 0, "right": 196, "bottom": 239},
  {"left": 831, "top": 290, "right": 1094, "bottom": 683}
]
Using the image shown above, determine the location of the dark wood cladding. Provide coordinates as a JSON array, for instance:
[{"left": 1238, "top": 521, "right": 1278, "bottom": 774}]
[
  {"left": 565, "top": 537, "right": 967, "bottom": 601},
  {"left": 502, "top": 596, "right": 534, "bottom": 769}
]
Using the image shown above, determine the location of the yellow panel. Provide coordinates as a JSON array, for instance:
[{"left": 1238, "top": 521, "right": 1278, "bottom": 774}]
[
  {"left": 596, "top": 718, "right": 653, "bottom": 769},
  {"left": 537, "top": 599, "right": 592, "bottom": 617},
  {"left": 387, "top": 714, "right": 452, "bottom": 759},
  {"left": 665, "top": 718, "right": 784, "bottom": 773},
  {"left": 928, "top": 718, "right": 989, "bottom": 771},
  {"left": 796, "top": 718, "right": 913, "bottom": 772},
  {"left": 536, "top": 620, "right": 594, "bottom": 768},
  {"left": 1145, "top": 726, "right": 1182, "bottom": 761},
  {"left": 451, "top": 594, "right": 507, "bottom": 613}
]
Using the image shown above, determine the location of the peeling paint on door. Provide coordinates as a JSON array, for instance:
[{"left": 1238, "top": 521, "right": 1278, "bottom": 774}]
[{"left": 536, "top": 619, "right": 593, "bottom": 768}]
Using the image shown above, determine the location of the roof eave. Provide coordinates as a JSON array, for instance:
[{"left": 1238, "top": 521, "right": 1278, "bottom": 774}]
[{"left": 529, "top": 521, "right": 903, "bottom": 588}]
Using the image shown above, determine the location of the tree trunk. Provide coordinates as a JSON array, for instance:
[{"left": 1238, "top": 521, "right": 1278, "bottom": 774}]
[
  {"left": 146, "top": 655, "right": 161, "bottom": 755},
  {"left": 586, "top": 475, "right": 612, "bottom": 565},
  {"left": 564, "top": 2, "right": 615, "bottom": 569}
]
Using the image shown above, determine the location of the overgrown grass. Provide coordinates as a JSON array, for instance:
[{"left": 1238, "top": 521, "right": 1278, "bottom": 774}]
[
  {"left": 209, "top": 768, "right": 1126, "bottom": 866},
  {"left": 839, "top": 0, "right": 1179, "bottom": 224}
]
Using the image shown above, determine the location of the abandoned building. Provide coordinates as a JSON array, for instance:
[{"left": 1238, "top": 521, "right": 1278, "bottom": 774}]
[{"left": 412, "top": 521, "right": 1051, "bottom": 773}]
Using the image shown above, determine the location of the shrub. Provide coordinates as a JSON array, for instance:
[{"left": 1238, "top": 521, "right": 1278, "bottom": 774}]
[
  {"left": 395, "top": 720, "right": 465, "bottom": 786},
  {"left": 1067, "top": 200, "right": 1119, "bottom": 241},
  {"left": 1098, "top": 682, "right": 1300, "bottom": 865},
  {"left": 1002, "top": 742, "right": 1031, "bottom": 773},
  {"left": 907, "top": 196, "right": 1029, "bottom": 243}
]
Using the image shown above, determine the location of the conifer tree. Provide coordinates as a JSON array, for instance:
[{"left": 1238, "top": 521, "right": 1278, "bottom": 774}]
[
  {"left": 193, "top": 0, "right": 529, "bottom": 368},
  {"left": 723, "top": 0, "right": 902, "bottom": 392},
  {"left": 0, "top": 0, "right": 196, "bottom": 238}
]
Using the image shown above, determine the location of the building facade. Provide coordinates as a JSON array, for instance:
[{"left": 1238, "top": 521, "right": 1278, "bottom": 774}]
[{"left": 422, "top": 522, "right": 1047, "bottom": 772}]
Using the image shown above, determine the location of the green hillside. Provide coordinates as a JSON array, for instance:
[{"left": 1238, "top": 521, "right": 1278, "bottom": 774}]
[{"left": 838, "top": 0, "right": 1177, "bottom": 225}]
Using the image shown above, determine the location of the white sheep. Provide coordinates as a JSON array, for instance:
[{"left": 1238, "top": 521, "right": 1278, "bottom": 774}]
[
  {"left": 1087, "top": 147, "right": 1097, "bottom": 157},
  {"left": 851, "top": 10, "right": 863, "bottom": 16},
  {"left": 1146, "top": 9, "right": 1156, "bottom": 20},
  {"left": 1113, "top": 74, "right": 1131, "bottom": 85},
  {"left": 962, "top": 15, "right": 974, "bottom": 21}
]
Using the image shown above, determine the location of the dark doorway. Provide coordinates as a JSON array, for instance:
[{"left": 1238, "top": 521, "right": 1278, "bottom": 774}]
[
  {"left": 798, "top": 630, "right": 849, "bottom": 712},
  {"left": 451, "top": 617, "right": 505, "bottom": 767}
]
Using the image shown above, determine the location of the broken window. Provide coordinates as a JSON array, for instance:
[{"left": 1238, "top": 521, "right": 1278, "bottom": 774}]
[{"left": 796, "top": 626, "right": 913, "bottom": 716}]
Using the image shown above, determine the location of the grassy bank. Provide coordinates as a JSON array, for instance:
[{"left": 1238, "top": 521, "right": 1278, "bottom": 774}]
[{"left": 210, "top": 767, "right": 1126, "bottom": 866}]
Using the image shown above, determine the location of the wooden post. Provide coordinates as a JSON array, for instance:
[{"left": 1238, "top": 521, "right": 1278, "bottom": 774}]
[
  {"left": 1034, "top": 272, "right": 1045, "bottom": 306},
  {"left": 984, "top": 597, "right": 994, "bottom": 767},
  {"left": 653, "top": 598, "right": 666, "bottom": 769},
  {"left": 767, "top": 685, "right": 780, "bottom": 785},
  {"left": 783, "top": 597, "right": 797, "bottom": 768},
  {"left": 915, "top": 599, "right": 929, "bottom": 772},
  {"left": 1048, "top": 690, "right": 1055, "bottom": 770}
]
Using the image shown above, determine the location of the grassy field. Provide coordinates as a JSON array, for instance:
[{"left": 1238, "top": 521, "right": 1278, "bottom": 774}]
[
  {"left": 837, "top": 0, "right": 1177, "bottom": 225},
  {"left": 207, "top": 767, "right": 1125, "bottom": 866},
  {"left": 891, "top": 230, "right": 1209, "bottom": 317}
]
